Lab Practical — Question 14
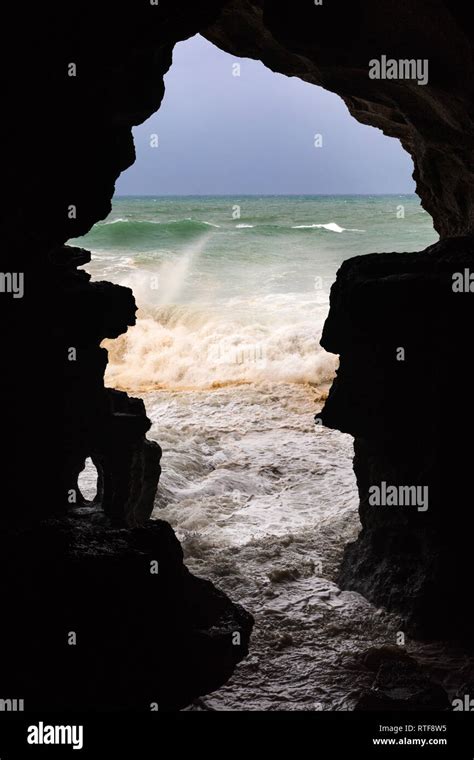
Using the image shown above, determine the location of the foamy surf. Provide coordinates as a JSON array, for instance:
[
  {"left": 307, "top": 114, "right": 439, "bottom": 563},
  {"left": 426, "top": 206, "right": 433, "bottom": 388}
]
[
  {"left": 103, "top": 297, "right": 338, "bottom": 392},
  {"left": 292, "top": 222, "right": 365, "bottom": 233}
]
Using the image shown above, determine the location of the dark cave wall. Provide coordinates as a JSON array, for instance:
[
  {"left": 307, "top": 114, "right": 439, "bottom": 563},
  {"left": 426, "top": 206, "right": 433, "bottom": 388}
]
[
  {"left": 319, "top": 236, "right": 474, "bottom": 637},
  {"left": 0, "top": 0, "right": 473, "bottom": 710}
]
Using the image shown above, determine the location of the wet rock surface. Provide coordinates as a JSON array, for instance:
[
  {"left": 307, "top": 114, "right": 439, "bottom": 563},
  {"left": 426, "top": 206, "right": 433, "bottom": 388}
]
[
  {"left": 355, "top": 650, "right": 450, "bottom": 711},
  {"left": 320, "top": 237, "right": 474, "bottom": 639}
]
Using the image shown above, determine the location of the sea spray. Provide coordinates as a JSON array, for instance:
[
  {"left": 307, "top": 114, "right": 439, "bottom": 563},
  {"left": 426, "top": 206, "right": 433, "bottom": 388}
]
[{"left": 103, "top": 298, "right": 338, "bottom": 392}]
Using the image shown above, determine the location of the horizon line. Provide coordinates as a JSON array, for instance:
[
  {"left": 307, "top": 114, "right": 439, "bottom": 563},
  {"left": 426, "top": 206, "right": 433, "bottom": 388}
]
[{"left": 114, "top": 192, "right": 418, "bottom": 198}]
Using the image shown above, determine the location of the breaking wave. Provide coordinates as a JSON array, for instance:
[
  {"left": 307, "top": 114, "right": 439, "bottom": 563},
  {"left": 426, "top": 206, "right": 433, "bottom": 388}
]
[
  {"left": 82, "top": 217, "right": 365, "bottom": 250},
  {"left": 103, "top": 296, "right": 338, "bottom": 392}
]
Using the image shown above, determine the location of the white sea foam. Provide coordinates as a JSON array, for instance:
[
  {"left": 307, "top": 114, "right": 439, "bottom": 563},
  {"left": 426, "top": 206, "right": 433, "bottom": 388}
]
[
  {"left": 104, "top": 300, "right": 337, "bottom": 391},
  {"left": 292, "top": 222, "right": 365, "bottom": 233},
  {"left": 98, "top": 225, "right": 338, "bottom": 391},
  {"left": 100, "top": 217, "right": 221, "bottom": 228},
  {"left": 182, "top": 217, "right": 220, "bottom": 227}
]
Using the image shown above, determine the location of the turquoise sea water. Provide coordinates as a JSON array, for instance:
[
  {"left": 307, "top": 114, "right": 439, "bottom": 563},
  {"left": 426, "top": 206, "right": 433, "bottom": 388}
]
[
  {"left": 80, "top": 195, "right": 435, "bottom": 287},
  {"left": 75, "top": 194, "right": 436, "bottom": 390}
]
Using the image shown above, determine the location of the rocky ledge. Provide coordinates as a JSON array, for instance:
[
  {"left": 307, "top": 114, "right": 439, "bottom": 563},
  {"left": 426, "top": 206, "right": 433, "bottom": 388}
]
[
  {"left": 319, "top": 236, "right": 474, "bottom": 640},
  {"left": 0, "top": 508, "right": 253, "bottom": 711}
]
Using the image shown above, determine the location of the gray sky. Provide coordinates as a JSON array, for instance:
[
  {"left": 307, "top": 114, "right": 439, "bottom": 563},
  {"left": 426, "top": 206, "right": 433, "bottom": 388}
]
[{"left": 116, "top": 34, "right": 415, "bottom": 196}]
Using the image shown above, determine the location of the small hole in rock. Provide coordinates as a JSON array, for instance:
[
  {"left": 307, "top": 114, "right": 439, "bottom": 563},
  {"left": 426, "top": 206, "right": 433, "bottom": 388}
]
[{"left": 77, "top": 457, "right": 99, "bottom": 503}]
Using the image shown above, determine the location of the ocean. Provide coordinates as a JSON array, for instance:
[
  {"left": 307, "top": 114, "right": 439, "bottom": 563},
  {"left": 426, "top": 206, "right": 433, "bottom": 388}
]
[{"left": 74, "top": 195, "right": 439, "bottom": 710}]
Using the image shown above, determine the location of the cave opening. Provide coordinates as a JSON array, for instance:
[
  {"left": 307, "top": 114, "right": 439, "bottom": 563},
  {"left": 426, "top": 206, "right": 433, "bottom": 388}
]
[
  {"left": 3, "top": 0, "right": 474, "bottom": 719},
  {"left": 71, "top": 33, "right": 438, "bottom": 709}
]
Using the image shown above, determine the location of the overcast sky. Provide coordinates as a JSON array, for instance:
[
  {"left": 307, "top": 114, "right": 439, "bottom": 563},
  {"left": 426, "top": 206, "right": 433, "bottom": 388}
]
[{"left": 116, "top": 34, "right": 415, "bottom": 196}]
